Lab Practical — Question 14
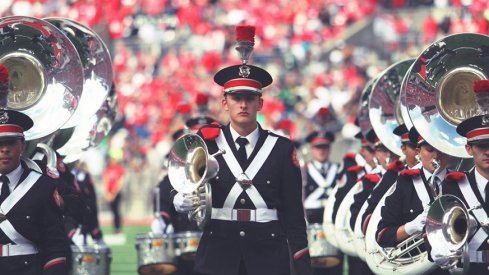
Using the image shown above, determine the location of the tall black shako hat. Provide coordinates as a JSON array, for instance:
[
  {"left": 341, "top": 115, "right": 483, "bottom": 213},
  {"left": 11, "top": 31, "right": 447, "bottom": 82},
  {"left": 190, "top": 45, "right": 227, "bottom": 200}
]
[
  {"left": 214, "top": 25, "right": 272, "bottom": 95},
  {"left": 457, "top": 80, "right": 489, "bottom": 144},
  {"left": 366, "top": 129, "right": 382, "bottom": 148},
  {"left": 0, "top": 65, "right": 33, "bottom": 140}
]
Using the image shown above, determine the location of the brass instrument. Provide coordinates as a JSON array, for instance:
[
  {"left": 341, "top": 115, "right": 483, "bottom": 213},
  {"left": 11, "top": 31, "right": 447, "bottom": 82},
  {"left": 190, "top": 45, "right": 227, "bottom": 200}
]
[{"left": 168, "top": 133, "right": 223, "bottom": 229}]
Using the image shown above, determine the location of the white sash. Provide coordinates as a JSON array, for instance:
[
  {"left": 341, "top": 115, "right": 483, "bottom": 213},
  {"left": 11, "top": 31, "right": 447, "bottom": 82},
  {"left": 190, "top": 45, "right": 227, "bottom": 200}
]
[
  {"left": 458, "top": 175, "right": 489, "bottom": 252},
  {"left": 304, "top": 164, "right": 338, "bottom": 209},
  {"left": 215, "top": 131, "right": 278, "bottom": 210},
  {"left": 0, "top": 170, "right": 41, "bottom": 250},
  {"left": 412, "top": 175, "right": 430, "bottom": 208}
]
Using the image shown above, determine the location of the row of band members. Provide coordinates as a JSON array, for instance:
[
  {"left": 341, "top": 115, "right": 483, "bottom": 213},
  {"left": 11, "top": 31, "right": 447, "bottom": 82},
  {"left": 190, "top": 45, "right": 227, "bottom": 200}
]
[{"left": 153, "top": 108, "right": 489, "bottom": 275}]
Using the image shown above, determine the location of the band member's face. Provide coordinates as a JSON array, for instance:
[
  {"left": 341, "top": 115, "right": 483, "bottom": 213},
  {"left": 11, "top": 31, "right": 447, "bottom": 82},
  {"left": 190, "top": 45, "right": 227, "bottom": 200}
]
[
  {"left": 401, "top": 143, "right": 417, "bottom": 168},
  {"left": 466, "top": 143, "right": 489, "bottom": 175},
  {"left": 417, "top": 143, "right": 449, "bottom": 173},
  {"left": 360, "top": 146, "right": 376, "bottom": 167},
  {"left": 375, "top": 146, "right": 396, "bottom": 170},
  {"left": 311, "top": 144, "right": 330, "bottom": 163},
  {"left": 0, "top": 138, "right": 25, "bottom": 174},
  {"left": 222, "top": 93, "right": 263, "bottom": 127}
]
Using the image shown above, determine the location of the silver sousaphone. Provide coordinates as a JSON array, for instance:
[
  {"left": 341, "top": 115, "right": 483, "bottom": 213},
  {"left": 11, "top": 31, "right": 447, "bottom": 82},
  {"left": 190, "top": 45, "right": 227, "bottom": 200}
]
[
  {"left": 0, "top": 16, "right": 84, "bottom": 140},
  {"left": 168, "top": 134, "right": 223, "bottom": 229}
]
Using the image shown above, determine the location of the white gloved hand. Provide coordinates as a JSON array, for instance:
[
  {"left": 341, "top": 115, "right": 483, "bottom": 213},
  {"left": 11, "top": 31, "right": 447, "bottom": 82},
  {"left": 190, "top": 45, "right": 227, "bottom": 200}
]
[
  {"left": 71, "top": 227, "right": 84, "bottom": 246},
  {"left": 173, "top": 192, "right": 197, "bottom": 213},
  {"left": 430, "top": 243, "right": 450, "bottom": 267},
  {"left": 404, "top": 208, "right": 428, "bottom": 235},
  {"left": 151, "top": 218, "right": 166, "bottom": 234}
]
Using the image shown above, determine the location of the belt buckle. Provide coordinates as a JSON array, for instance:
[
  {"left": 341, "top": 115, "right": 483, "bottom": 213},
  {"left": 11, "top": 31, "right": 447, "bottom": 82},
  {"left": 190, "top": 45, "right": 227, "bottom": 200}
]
[{"left": 236, "top": 209, "right": 251, "bottom": 222}]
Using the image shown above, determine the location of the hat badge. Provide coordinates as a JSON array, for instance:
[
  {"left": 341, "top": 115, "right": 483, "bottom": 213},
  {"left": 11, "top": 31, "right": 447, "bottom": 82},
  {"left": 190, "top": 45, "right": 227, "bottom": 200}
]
[{"left": 0, "top": 111, "right": 8, "bottom": 124}]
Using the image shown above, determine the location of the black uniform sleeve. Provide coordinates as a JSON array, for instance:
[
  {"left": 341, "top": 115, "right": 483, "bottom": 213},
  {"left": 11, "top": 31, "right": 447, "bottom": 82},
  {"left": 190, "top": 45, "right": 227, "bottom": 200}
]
[
  {"left": 39, "top": 177, "right": 70, "bottom": 274},
  {"left": 376, "top": 178, "right": 406, "bottom": 248},
  {"left": 280, "top": 142, "right": 312, "bottom": 275},
  {"left": 157, "top": 176, "right": 174, "bottom": 224}
]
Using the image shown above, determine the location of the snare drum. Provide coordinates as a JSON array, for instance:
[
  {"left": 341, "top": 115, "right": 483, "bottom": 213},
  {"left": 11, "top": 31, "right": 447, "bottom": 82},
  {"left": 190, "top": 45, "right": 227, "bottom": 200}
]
[
  {"left": 135, "top": 233, "right": 177, "bottom": 275},
  {"left": 70, "top": 244, "right": 111, "bottom": 275},
  {"left": 307, "top": 223, "right": 341, "bottom": 268},
  {"left": 174, "top": 231, "right": 202, "bottom": 261}
]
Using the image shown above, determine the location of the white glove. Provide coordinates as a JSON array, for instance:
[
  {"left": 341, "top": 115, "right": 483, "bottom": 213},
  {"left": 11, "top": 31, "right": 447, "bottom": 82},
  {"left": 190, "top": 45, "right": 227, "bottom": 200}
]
[
  {"left": 94, "top": 238, "right": 106, "bottom": 246},
  {"left": 430, "top": 243, "right": 450, "bottom": 267},
  {"left": 173, "top": 192, "right": 197, "bottom": 213},
  {"left": 404, "top": 208, "right": 428, "bottom": 235},
  {"left": 71, "top": 227, "right": 84, "bottom": 246},
  {"left": 151, "top": 218, "right": 166, "bottom": 234}
]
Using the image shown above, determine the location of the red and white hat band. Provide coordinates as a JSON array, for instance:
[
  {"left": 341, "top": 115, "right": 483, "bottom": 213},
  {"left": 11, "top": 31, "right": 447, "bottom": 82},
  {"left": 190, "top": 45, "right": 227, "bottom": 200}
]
[
  {"left": 417, "top": 136, "right": 425, "bottom": 145},
  {"left": 223, "top": 78, "right": 262, "bottom": 93},
  {"left": 374, "top": 138, "right": 382, "bottom": 147},
  {"left": 401, "top": 133, "right": 409, "bottom": 143},
  {"left": 311, "top": 137, "right": 330, "bottom": 145},
  {"left": 467, "top": 127, "right": 489, "bottom": 142},
  {"left": 0, "top": 124, "right": 23, "bottom": 136}
]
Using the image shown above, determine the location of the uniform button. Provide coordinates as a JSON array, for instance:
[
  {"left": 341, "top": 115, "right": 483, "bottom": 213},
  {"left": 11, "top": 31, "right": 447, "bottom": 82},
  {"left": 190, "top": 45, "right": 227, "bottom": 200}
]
[
  {"left": 240, "top": 231, "right": 245, "bottom": 237},
  {"left": 409, "top": 209, "right": 413, "bottom": 213},
  {"left": 24, "top": 261, "right": 28, "bottom": 265},
  {"left": 210, "top": 231, "right": 213, "bottom": 235},
  {"left": 26, "top": 216, "right": 30, "bottom": 220},
  {"left": 216, "top": 176, "right": 219, "bottom": 180},
  {"left": 309, "top": 186, "right": 314, "bottom": 191},
  {"left": 271, "top": 233, "right": 275, "bottom": 237},
  {"left": 267, "top": 180, "right": 271, "bottom": 184},
  {"left": 240, "top": 198, "right": 246, "bottom": 205}
]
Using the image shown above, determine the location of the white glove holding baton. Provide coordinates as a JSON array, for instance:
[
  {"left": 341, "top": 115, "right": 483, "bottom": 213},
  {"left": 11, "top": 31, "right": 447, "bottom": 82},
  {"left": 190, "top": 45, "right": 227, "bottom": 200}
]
[{"left": 404, "top": 207, "right": 429, "bottom": 235}]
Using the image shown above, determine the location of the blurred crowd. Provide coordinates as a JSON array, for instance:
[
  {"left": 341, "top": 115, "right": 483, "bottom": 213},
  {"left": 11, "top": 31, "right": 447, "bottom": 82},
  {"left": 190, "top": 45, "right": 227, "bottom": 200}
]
[{"left": 1, "top": 0, "right": 489, "bottom": 219}]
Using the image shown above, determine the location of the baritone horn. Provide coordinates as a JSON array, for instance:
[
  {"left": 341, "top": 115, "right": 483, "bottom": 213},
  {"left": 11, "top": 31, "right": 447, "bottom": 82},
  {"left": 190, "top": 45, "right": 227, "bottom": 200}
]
[{"left": 168, "top": 133, "right": 224, "bottom": 229}]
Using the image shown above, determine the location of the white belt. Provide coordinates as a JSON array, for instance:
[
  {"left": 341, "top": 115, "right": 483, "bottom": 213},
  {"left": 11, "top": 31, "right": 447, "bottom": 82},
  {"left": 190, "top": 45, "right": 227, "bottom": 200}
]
[
  {"left": 211, "top": 208, "right": 278, "bottom": 222},
  {"left": 469, "top": 250, "right": 489, "bottom": 263},
  {"left": 0, "top": 243, "right": 38, "bottom": 257}
]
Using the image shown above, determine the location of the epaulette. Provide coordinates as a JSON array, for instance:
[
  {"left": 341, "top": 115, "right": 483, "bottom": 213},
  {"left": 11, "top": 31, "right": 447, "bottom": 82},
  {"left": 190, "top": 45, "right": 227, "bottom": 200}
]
[
  {"left": 363, "top": 173, "right": 381, "bottom": 184},
  {"left": 200, "top": 122, "right": 221, "bottom": 140},
  {"left": 388, "top": 159, "right": 404, "bottom": 172},
  {"left": 344, "top": 152, "right": 356, "bottom": 160},
  {"left": 444, "top": 171, "right": 466, "bottom": 182},
  {"left": 347, "top": 165, "right": 363, "bottom": 173},
  {"left": 400, "top": 169, "right": 421, "bottom": 176}
]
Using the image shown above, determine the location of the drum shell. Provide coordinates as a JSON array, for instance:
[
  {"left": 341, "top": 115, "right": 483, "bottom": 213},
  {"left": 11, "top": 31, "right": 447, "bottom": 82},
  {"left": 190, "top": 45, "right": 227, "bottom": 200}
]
[
  {"left": 174, "top": 231, "right": 203, "bottom": 261},
  {"left": 70, "top": 244, "right": 111, "bottom": 275},
  {"left": 307, "top": 223, "right": 341, "bottom": 268},
  {"left": 135, "top": 233, "right": 177, "bottom": 275}
]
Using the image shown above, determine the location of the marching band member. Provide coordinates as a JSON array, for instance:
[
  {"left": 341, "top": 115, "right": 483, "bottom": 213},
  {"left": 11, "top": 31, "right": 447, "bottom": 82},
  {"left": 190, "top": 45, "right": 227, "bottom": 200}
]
[
  {"left": 0, "top": 108, "right": 69, "bottom": 274},
  {"left": 152, "top": 127, "right": 205, "bottom": 275},
  {"left": 440, "top": 80, "right": 489, "bottom": 273},
  {"left": 331, "top": 131, "right": 376, "bottom": 275},
  {"left": 376, "top": 127, "right": 450, "bottom": 275},
  {"left": 348, "top": 129, "right": 397, "bottom": 275},
  {"left": 360, "top": 123, "right": 417, "bottom": 235},
  {"left": 171, "top": 25, "right": 312, "bottom": 275},
  {"left": 303, "top": 130, "right": 342, "bottom": 275}
]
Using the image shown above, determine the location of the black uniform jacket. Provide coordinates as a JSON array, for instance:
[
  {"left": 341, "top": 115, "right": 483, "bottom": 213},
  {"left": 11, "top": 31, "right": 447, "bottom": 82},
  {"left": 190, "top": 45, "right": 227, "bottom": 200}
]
[
  {"left": 360, "top": 160, "right": 404, "bottom": 233},
  {"left": 0, "top": 161, "right": 69, "bottom": 275},
  {"left": 442, "top": 170, "right": 489, "bottom": 273},
  {"left": 349, "top": 172, "right": 381, "bottom": 231},
  {"left": 183, "top": 124, "right": 311, "bottom": 275},
  {"left": 303, "top": 161, "right": 338, "bottom": 224},
  {"left": 376, "top": 168, "right": 434, "bottom": 248},
  {"left": 158, "top": 175, "right": 200, "bottom": 232},
  {"left": 332, "top": 164, "right": 366, "bottom": 223}
]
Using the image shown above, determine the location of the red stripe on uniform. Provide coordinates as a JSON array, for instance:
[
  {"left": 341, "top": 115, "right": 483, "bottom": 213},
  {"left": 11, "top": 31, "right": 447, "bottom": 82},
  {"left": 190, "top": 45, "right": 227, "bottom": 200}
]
[
  {"left": 293, "top": 248, "right": 309, "bottom": 260},
  {"left": 467, "top": 128, "right": 489, "bottom": 139},
  {"left": 43, "top": 257, "right": 66, "bottom": 270},
  {"left": 377, "top": 227, "right": 388, "bottom": 243}
]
